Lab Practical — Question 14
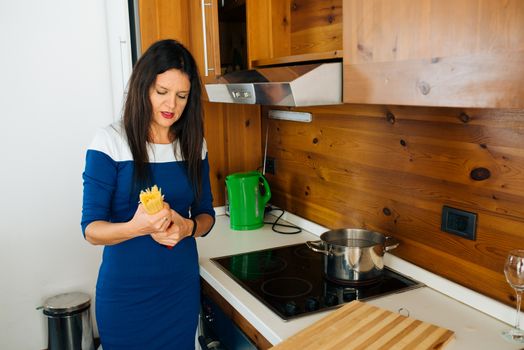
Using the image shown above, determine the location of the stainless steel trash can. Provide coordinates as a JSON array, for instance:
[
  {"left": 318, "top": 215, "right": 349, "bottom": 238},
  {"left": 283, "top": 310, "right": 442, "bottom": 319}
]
[{"left": 43, "top": 292, "right": 95, "bottom": 350}]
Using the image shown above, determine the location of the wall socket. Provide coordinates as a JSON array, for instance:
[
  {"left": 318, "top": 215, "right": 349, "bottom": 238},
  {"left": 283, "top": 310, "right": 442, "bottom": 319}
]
[
  {"left": 265, "top": 157, "right": 276, "bottom": 175},
  {"left": 441, "top": 206, "right": 477, "bottom": 240}
]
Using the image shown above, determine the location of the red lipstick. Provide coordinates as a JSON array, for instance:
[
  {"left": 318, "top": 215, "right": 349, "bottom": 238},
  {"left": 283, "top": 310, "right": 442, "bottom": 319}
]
[{"left": 161, "top": 112, "right": 174, "bottom": 119}]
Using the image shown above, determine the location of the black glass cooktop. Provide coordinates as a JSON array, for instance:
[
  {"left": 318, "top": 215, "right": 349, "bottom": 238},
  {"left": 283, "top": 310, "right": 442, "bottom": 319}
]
[{"left": 211, "top": 242, "right": 424, "bottom": 321}]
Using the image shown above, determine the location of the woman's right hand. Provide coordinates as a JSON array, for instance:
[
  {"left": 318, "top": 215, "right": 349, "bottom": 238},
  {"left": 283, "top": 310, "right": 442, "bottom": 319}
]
[
  {"left": 129, "top": 202, "right": 172, "bottom": 236},
  {"left": 84, "top": 202, "right": 172, "bottom": 246}
]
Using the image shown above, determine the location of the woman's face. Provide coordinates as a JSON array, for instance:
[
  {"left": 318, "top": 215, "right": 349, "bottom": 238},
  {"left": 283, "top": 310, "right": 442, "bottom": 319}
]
[{"left": 149, "top": 68, "right": 191, "bottom": 142}]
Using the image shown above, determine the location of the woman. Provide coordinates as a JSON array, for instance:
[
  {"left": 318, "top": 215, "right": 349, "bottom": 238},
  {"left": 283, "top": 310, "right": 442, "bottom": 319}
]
[{"left": 81, "top": 39, "right": 215, "bottom": 349}]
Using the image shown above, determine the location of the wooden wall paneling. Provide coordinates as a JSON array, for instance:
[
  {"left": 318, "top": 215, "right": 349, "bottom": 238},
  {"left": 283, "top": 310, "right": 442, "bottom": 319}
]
[
  {"left": 266, "top": 105, "right": 524, "bottom": 221},
  {"left": 269, "top": 142, "right": 524, "bottom": 235},
  {"left": 204, "top": 102, "right": 262, "bottom": 206},
  {"left": 203, "top": 101, "right": 228, "bottom": 206},
  {"left": 138, "top": 0, "right": 191, "bottom": 52},
  {"left": 395, "top": 237, "right": 514, "bottom": 304},
  {"left": 387, "top": 203, "right": 524, "bottom": 274},
  {"left": 263, "top": 104, "right": 524, "bottom": 306},
  {"left": 203, "top": 102, "right": 262, "bottom": 207},
  {"left": 208, "top": 103, "right": 262, "bottom": 207},
  {"left": 267, "top": 108, "right": 524, "bottom": 198},
  {"left": 224, "top": 104, "right": 262, "bottom": 174},
  {"left": 290, "top": 0, "right": 342, "bottom": 55}
]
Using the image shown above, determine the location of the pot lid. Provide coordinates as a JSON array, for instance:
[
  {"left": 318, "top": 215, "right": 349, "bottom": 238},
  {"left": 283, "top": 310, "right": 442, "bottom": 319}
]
[{"left": 43, "top": 292, "right": 91, "bottom": 316}]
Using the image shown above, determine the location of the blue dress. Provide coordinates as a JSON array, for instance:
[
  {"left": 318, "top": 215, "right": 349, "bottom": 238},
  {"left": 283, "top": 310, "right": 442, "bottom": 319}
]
[{"left": 81, "top": 122, "right": 215, "bottom": 350}]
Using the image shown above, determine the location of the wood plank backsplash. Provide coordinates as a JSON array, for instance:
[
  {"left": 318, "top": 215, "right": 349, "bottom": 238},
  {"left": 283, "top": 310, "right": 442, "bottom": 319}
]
[
  {"left": 261, "top": 104, "right": 524, "bottom": 306},
  {"left": 204, "top": 102, "right": 262, "bottom": 206}
]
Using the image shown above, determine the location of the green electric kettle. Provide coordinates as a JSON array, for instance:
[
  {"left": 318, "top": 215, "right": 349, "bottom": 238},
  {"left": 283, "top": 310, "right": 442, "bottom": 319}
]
[{"left": 225, "top": 171, "right": 271, "bottom": 230}]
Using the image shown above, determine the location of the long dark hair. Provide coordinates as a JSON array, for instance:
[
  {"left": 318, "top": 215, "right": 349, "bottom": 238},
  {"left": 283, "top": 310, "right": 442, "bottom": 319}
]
[{"left": 123, "top": 39, "right": 204, "bottom": 198}]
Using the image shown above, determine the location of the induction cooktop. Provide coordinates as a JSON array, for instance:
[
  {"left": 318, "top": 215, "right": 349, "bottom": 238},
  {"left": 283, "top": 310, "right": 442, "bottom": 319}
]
[{"left": 211, "top": 242, "right": 424, "bottom": 320}]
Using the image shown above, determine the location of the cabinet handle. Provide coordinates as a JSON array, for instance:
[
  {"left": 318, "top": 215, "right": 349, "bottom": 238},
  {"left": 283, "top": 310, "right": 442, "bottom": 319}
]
[{"left": 201, "top": 0, "right": 215, "bottom": 76}]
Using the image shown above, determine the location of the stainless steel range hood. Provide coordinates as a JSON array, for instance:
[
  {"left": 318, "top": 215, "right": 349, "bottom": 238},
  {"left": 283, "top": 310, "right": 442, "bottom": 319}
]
[{"left": 204, "top": 62, "right": 342, "bottom": 106}]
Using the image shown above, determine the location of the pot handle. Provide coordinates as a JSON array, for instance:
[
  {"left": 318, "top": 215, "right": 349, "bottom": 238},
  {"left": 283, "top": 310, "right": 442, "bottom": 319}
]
[
  {"left": 384, "top": 236, "right": 400, "bottom": 252},
  {"left": 306, "top": 240, "right": 330, "bottom": 256}
]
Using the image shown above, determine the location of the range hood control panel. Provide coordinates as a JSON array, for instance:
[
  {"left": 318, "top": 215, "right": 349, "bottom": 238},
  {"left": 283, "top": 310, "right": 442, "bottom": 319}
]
[
  {"left": 231, "top": 90, "right": 251, "bottom": 98},
  {"left": 227, "top": 84, "right": 256, "bottom": 104}
]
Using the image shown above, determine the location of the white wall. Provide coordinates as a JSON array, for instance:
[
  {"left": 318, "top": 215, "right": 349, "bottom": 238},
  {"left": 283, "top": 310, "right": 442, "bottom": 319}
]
[{"left": 0, "top": 1, "right": 128, "bottom": 348}]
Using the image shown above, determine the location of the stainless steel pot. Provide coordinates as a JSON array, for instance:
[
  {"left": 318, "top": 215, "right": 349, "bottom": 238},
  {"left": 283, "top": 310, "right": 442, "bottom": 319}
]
[{"left": 306, "top": 229, "right": 399, "bottom": 283}]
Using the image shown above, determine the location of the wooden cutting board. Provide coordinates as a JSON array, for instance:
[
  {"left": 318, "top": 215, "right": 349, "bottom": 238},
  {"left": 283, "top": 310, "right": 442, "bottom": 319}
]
[{"left": 271, "top": 300, "right": 454, "bottom": 350}]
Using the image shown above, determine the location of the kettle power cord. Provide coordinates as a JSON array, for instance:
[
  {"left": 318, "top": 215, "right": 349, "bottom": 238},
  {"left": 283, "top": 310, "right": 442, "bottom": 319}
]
[{"left": 264, "top": 207, "right": 302, "bottom": 234}]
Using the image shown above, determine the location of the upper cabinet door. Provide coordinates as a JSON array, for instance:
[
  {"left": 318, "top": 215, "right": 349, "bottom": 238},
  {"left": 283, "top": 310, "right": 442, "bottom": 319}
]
[
  {"left": 343, "top": 0, "right": 524, "bottom": 108},
  {"left": 138, "top": 0, "right": 191, "bottom": 51},
  {"left": 189, "top": 0, "right": 222, "bottom": 85},
  {"left": 139, "top": 1, "right": 247, "bottom": 85}
]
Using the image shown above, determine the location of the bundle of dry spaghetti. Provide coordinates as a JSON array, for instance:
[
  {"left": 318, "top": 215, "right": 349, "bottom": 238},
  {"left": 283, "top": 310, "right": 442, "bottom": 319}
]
[{"left": 139, "top": 185, "right": 164, "bottom": 214}]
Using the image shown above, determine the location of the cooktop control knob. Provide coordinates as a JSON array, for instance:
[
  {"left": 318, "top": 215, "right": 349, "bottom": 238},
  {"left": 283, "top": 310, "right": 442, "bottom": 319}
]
[
  {"left": 343, "top": 288, "right": 357, "bottom": 302},
  {"left": 324, "top": 294, "right": 338, "bottom": 307},
  {"left": 305, "top": 297, "right": 319, "bottom": 311},
  {"left": 284, "top": 301, "right": 298, "bottom": 316}
]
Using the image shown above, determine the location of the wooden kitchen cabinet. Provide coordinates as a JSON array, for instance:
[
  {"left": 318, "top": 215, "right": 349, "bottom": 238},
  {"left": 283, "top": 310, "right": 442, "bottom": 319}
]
[
  {"left": 138, "top": 0, "right": 192, "bottom": 52},
  {"left": 343, "top": 0, "right": 524, "bottom": 108},
  {"left": 188, "top": 0, "right": 343, "bottom": 70},
  {"left": 248, "top": 0, "right": 343, "bottom": 66},
  {"left": 140, "top": 0, "right": 246, "bottom": 83},
  {"left": 140, "top": 1, "right": 343, "bottom": 75}
]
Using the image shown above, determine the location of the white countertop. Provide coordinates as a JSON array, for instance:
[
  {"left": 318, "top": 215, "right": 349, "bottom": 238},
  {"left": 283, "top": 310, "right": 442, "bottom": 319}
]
[{"left": 197, "top": 211, "right": 523, "bottom": 349}]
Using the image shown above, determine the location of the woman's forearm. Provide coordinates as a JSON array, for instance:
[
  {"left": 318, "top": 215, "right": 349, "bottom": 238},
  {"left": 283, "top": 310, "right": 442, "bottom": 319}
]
[
  {"left": 84, "top": 220, "right": 140, "bottom": 245},
  {"left": 193, "top": 213, "right": 214, "bottom": 237},
  {"left": 86, "top": 211, "right": 214, "bottom": 246},
  {"left": 85, "top": 204, "right": 173, "bottom": 246}
]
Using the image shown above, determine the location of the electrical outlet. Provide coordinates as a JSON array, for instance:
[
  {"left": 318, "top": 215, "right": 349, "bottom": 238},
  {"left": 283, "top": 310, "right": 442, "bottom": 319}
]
[
  {"left": 441, "top": 206, "right": 477, "bottom": 240},
  {"left": 265, "top": 157, "right": 276, "bottom": 175}
]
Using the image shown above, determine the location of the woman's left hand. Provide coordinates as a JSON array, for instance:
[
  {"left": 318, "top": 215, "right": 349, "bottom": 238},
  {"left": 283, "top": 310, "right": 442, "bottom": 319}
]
[{"left": 150, "top": 209, "right": 193, "bottom": 247}]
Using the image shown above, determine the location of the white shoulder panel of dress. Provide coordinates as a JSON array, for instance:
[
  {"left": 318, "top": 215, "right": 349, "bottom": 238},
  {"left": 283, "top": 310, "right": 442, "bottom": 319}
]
[{"left": 89, "top": 121, "right": 208, "bottom": 162}]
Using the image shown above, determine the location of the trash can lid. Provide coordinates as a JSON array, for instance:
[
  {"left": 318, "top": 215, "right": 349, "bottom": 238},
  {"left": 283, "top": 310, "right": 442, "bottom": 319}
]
[{"left": 43, "top": 292, "right": 91, "bottom": 316}]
